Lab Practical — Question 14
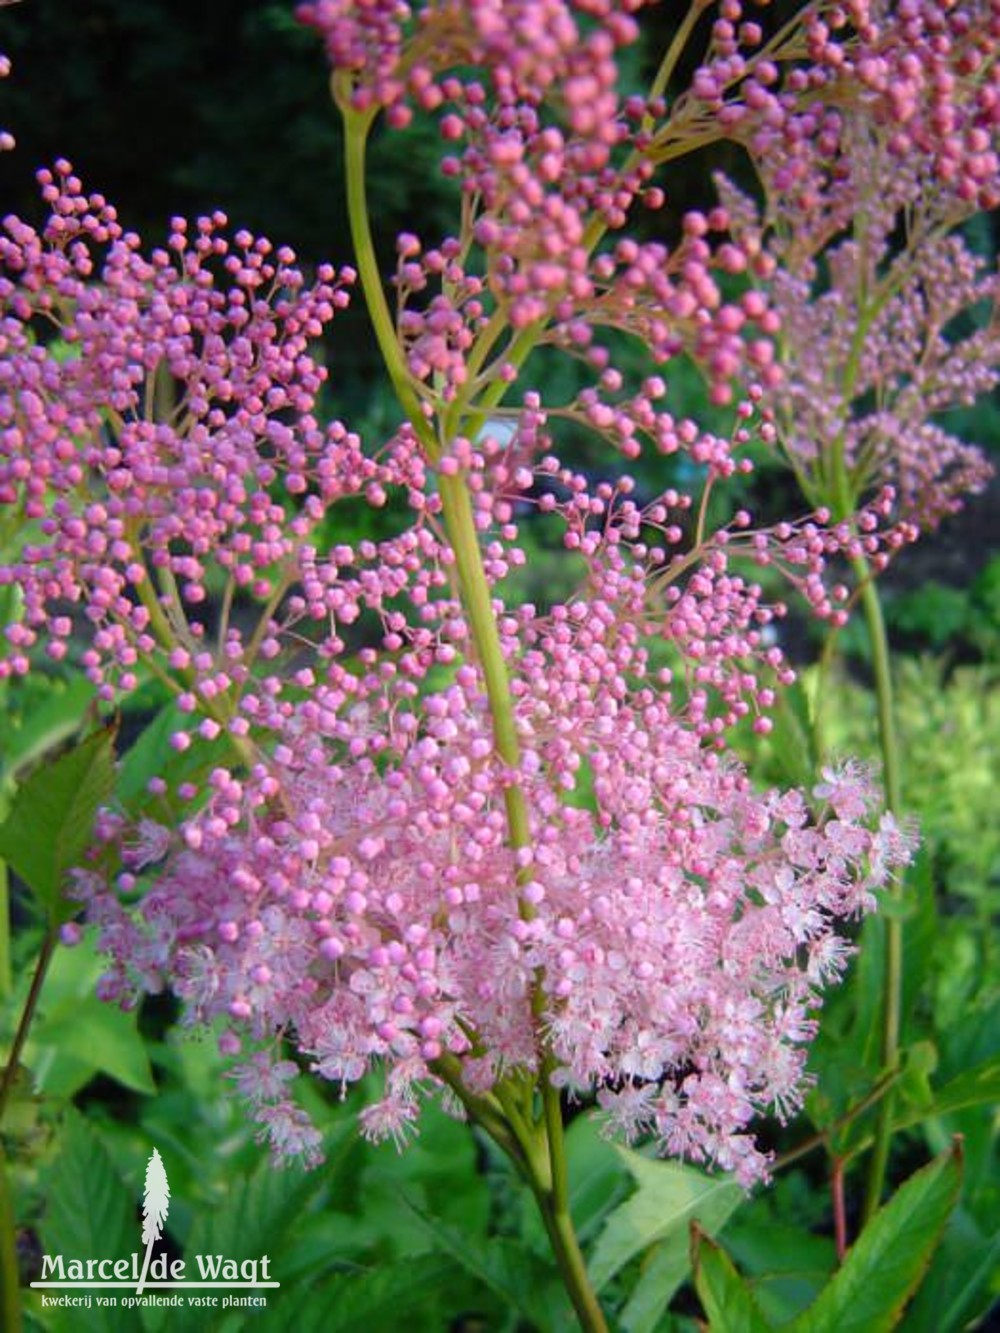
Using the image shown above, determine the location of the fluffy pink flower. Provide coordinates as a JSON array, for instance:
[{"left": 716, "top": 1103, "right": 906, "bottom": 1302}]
[
  {"left": 4, "top": 4, "right": 958, "bottom": 1188},
  {"left": 74, "top": 478, "right": 912, "bottom": 1183}
]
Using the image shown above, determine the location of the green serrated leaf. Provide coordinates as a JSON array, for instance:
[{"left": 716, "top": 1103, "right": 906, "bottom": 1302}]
[
  {"left": 588, "top": 1149, "right": 742, "bottom": 1294},
  {"left": 691, "top": 1225, "right": 773, "bottom": 1332},
  {"left": 0, "top": 676, "right": 96, "bottom": 784},
  {"left": 903, "top": 1209, "right": 1000, "bottom": 1333},
  {"left": 36, "top": 1112, "right": 136, "bottom": 1333},
  {"left": 400, "top": 1195, "right": 572, "bottom": 1331},
  {"left": 28, "top": 1001, "right": 156, "bottom": 1098},
  {"left": 262, "top": 1254, "right": 473, "bottom": 1333},
  {"left": 159, "top": 1137, "right": 354, "bottom": 1333},
  {"left": 0, "top": 724, "right": 117, "bottom": 925},
  {"left": 184, "top": 1122, "right": 351, "bottom": 1264},
  {"left": 787, "top": 1144, "right": 963, "bottom": 1333}
]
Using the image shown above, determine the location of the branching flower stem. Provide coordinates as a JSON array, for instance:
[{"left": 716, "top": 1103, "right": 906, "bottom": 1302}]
[
  {"left": 341, "top": 94, "right": 608, "bottom": 1331},
  {"left": 773, "top": 1068, "right": 902, "bottom": 1173},
  {"left": 828, "top": 332, "right": 905, "bottom": 1221},
  {"left": 442, "top": 26, "right": 703, "bottom": 448}
]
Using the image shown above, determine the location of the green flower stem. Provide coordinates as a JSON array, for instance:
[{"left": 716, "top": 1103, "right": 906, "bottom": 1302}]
[
  {"left": 826, "top": 284, "right": 905, "bottom": 1223},
  {"left": 531, "top": 1178, "right": 609, "bottom": 1333},
  {"left": 643, "top": 0, "right": 714, "bottom": 132},
  {"left": 0, "top": 1141, "right": 21, "bottom": 1333},
  {"left": 541, "top": 1063, "right": 570, "bottom": 1212},
  {"left": 341, "top": 97, "right": 608, "bottom": 1327},
  {"left": 124, "top": 526, "right": 260, "bottom": 772},
  {"left": 462, "top": 1065, "right": 606, "bottom": 1331},
  {"left": 127, "top": 531, "right": 192, "bottom": 670},
  {"left": 441, "top": 1064, "right": 608, "bottom": 1330},
  {"left": 856, "top": 558, "right": 904, "bottom": 1224},
  {"left": 532, "top": 1066, "right": 609, "bottom": 1328},
  {"left": 436, "top": 473, "right": 533, "bottom": 857},
  {"left": 774, "top": 1067, "right": 902, "bottom": 1172},
  {"left": 341, "top": 107, "right": 531, "bottom": 842},
  {"left": 431, "top": 1054, "right": 529, "bottom": 1170},
  {"left": 854, "top": 569, "right": 903, "bottom": 814},
  {"left": 832, "top": 1156, "right": 848, "bottom": 1263},
  {"left": 340, "top": 96, "right": 438, "bottom": 460}
]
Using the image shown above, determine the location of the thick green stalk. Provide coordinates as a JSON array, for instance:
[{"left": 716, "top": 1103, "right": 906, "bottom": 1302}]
[
  {"left": 825, "top": 520, "right": 903, "bottom": 1224},
  {"left": 534, "top": 1065, "right": 609, "bottom": 1328},
  {"left": 826, "top": 297, "right": 905, "bottom": 1223},
  {"left": 339, "top": 96, "right": 609, "bottom": 1325},
  {"left": 431, "top": 1054, "right": 529, "bottom": 1170},
  {"left": 856, "top": 561, "right": 904, "bottom": 1223},
  {"left": 442, "top": 1058, "right": 607, "bottom": 1329},
  {"left": 482, "top": 1067, "right": 606, "bottom": 1330},
  {"left": 436, "top": 474, "right": 532, "bottom": 853},
  {"left": 342, "top": 102, "right": 536, "bottom": 875},
  {"left": 532, "top": 1179, "right": 609, "bottom": 1332}
]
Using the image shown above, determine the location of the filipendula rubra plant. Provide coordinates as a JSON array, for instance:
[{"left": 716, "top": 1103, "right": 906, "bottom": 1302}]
[
  {"left": 2, "top": 1, "right": 995, "bottom": 1325},
  {"left": 701, "top": 0, "right": 999, "bottom": 1216}
]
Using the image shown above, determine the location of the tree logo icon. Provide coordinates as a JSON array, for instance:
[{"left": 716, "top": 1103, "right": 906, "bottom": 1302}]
[{"left": 136, "top": 1149, "right": 170, "bottom": 1295}]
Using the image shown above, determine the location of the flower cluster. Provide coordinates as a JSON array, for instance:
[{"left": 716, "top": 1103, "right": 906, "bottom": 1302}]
[
  {"left": 297, "top": 0, "right": 644, "bottom": 141},
  {"left": 73, "top": 483, "right": 916, "bottom": 1180},
  {"left": 689, "top": 0, "right": 1000, "bottom": 525},
  {"left": 393, "top": 188, "right": 778, "bottom": 410},
  {"left": 715, "top": 172, "right": 998, "bottom": 526},
  {"left": 301, "top": 0, "right": 787, "bottom": 408},
  {"left": 0, "top": 161, "right": 386, "bottom": 694},
  {"left": 675, "top": 0, "right": 1000, "bottom": 216},
  {"left": 0, "top": 157, "right": 915, "bottom": 1179},
  {"left": 4, "top": 1, "right": 964, "bottom": 1186}
]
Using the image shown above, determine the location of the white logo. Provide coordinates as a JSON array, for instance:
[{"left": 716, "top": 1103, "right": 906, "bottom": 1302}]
[
  {"left": 30, "top": 1148, "right": 280, "bottom": 1314},
  {"left": 138, "top": 1147, "right": 170, "bottom": 1295}
]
